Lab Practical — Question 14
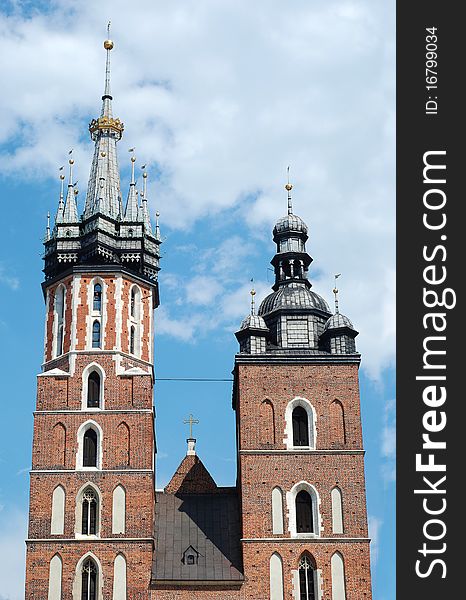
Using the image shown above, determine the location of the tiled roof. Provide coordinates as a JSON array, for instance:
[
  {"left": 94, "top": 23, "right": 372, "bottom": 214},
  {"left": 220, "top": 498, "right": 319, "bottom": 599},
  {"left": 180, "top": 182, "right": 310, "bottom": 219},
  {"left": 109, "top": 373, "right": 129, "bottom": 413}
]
[{"left": 152, "top": 491, "right": 244, "bottom": 584}]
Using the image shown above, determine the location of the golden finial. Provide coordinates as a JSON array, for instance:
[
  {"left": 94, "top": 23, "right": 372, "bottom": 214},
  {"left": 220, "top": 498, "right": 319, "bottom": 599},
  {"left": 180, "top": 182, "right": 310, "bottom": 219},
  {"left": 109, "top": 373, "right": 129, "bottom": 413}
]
[
  {"left": 104, "top": 21, "right": 113, "bottom": 50},
  {"left": 333, "top": 273, "right": 341, "bottom": 313},
  {"left": 285, "top": 165, "right": 293, "bottom": 214}
]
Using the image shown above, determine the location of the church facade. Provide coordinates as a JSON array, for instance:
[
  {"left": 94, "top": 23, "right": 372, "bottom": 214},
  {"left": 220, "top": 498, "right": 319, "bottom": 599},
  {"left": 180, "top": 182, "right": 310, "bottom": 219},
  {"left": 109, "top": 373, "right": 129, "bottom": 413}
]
[{"left": 25, "top": 37, "right": 372, "bottom": 600}]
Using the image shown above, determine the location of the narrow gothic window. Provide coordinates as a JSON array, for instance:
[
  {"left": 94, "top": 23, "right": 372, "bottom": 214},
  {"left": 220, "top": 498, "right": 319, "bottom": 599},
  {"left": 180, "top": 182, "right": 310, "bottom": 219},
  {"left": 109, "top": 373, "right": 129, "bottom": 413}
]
[
  {"left": 83, "top": 429, "right": 98, "bottom": 467},
  {"left": 87, "top": 372, "right": 100, "bottom": 408},
  {"left": 292, "top": 406, "right": 309, "bottom": 446},
  {"left": 92, "top": 321, "right": 101, "bottom": 348},
  {"left": 57, "top": 324, "right": 64, "bottom": 356},
  {"left": 296, "top": 490, "right": 313, "bottom": 533},
  {"left": 55, "top": 286, "right": 65, "bottom": 357},
  {"left": 299, "top": 554, "right": 316, "bottom": 600},
  {"left": 81, "top": 558, "right": 97, "bottom": 600},
  {"left": 81, "top": 488, "right": 98, "bottom": 535},
  {"left": 130, "top": 288, "right": 136, "bottom": 317},
  {"left": 93, "top": 284, "right": 102, "bottom": 312},
  {"left": 130, "top": 326, "right": 135, "bottom": 354}
]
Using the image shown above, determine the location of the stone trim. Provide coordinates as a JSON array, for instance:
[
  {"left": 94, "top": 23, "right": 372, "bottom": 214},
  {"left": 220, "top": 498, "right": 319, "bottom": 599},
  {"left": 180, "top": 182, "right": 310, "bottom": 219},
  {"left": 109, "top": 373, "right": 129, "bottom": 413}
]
[
  {"left": 240, "top": 537, "right": 371, "bottom": 543},
  {"left": 239, "top": 449, "right": 365, "bottom": 455}
]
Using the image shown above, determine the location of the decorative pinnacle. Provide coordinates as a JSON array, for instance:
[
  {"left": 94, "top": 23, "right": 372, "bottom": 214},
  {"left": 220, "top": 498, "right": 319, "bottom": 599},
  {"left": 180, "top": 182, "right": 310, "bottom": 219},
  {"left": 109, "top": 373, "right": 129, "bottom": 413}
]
[
  {"left": 45, "top": 211, "right": 51, "bottom": 241},
  {"left": 333, "top": 273, "right": 341, "bottom": 314},
  {"left": 285, "top": 165, "right": 293, "bottom": 215},
  {"left": 103, "top": 21, "right": 113, "bottom": 97},
  {"left": 129, "top": 149, "right": 136, "bottom": 184}
]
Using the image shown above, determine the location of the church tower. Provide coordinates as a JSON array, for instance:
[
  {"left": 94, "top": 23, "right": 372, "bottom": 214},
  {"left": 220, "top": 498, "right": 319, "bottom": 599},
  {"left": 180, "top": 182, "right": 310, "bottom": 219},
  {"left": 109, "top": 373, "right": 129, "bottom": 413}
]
[
  {"left": 25, "top": 35, "right": 160, "bottom": 599},
  {"left": 233, "top": 181, "right": 372, "bottom": 599}
]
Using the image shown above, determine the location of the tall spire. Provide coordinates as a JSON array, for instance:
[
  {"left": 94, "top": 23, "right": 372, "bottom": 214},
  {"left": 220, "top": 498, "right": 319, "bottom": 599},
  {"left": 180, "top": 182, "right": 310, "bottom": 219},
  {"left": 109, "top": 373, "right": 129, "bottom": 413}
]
[
  {"left": 63, "top": 158, "right": 79, "bottom": 222},
  {"left": 139, "top": 167, "right": 153, "bottom": 233},
  {"left": 83, "top": 25, "right": 124, "bottom": 220}
]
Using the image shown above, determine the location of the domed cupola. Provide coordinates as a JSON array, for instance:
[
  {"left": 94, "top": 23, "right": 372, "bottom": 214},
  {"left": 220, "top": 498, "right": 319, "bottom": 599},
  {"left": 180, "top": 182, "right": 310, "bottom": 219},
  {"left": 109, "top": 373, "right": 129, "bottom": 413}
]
[
  {"left": 235, "top": 288, "right": 269, "bottom": 354},
  {"left": 320, "top": 276, "right": 358, "bottom": 354}
]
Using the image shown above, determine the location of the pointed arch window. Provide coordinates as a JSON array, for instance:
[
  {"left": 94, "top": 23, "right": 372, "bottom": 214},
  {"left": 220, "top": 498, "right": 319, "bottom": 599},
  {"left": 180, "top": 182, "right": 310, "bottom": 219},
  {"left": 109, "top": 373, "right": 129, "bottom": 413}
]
[
  {"left": 54, "top": 286, "right": 65, "bottom": 357},
  {"left": 93, "top": 284, "right": 102, "bottom": 312},
  {"left": 81, "top": 488, "right": 98, "bottom": 535},
  {"left": 292, "top": 406, "right": 309, "bottom": 446},
  {"left": 83, "top": 429, "right": 98, "bottom": 467},
  {"left": 299, "top": 554, "right": 316, "bottom": 600},
  {"left": 130, "top": 326, "right": 135, "bottom": 355},
  {"left": 296, "top": 490, "right": 313, "bottom": 533},
  {"left": 81, "top": 558, "right": 98, "bottom": 600},
  {"left": 130, "top": 287, "right": 136, "bottom": 318},
  {"left": 92, "top": 321, "right": 101, "bottom": 348},
  {"left": 87, "top": 371, "right": 101, "bottom": 408}
]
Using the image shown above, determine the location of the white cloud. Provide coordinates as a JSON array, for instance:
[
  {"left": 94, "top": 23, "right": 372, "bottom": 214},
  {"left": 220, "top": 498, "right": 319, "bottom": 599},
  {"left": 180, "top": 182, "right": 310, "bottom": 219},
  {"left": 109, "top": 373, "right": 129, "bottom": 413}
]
[
  {"left": 0, "top": 265, "right": 19, "bottom": 291},
  {"left": 0, "top": 0, "right": 395, "bottom": 377},
  {"left": 368, "top": 514, "right": 383, "bottom": 568}
]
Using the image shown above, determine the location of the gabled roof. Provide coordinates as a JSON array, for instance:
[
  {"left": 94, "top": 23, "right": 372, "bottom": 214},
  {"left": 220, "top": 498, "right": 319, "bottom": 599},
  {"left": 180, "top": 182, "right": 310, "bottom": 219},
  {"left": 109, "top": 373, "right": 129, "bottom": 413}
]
[{"left": 151, "top": 491, "right": 243, "bottom": 585}]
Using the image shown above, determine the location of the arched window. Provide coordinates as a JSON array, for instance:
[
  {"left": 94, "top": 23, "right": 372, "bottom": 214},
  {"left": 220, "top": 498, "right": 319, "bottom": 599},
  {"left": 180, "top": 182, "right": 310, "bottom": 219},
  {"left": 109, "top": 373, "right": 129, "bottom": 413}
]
[
  {"left": 92, "top": 321, "right": 101, "bottom": 348},
  {"left": 81, "top": 487, "right": 98, "bottom": 535},
  {"left": 87, "top": 371, "right": 100, "bottom": 408},
  {"left": 93, "top": 284, "right": 102, "bottom": 312},
  {"left": 269, "top": 552, "right": 284, "bottom": 600},
  {"left": 130, "top": 326, "right": 135, "bottom": 355},
  {"left": 260, "top": 400, "right": 275, "bottom": 445},
  {"left": 52, "top": 422, "right": 66, "bottom": 468},
  {"left": 272, "top": 487, "right": 284, "bottom": 534},
  {"left": 81, "top": 558, "right": 98, "bottom": 600},
  {"left": 48, "top": 554, "right": 62, "bottom": 600},
  {"left": 51, "top": 485, "right": 65, "bottom": 535},
  {"left": 113, "top": 554, "right": 127, "bottom": 600},
  {"left": 296, "top": 490, "right": 314, "bottom": 533},
  {"left": 130, "top": 287, "right": 136, "bottom": 318},
  {"left": 54, "top": 286, "right": 65, "bottom": 357},
  {"left": 299, "top": 553, "right": 317, "bottom": 600},
  {"left": 330, "top": 400, "right": 346, "bottom": 446},
  {"left": 112, "top": 485, "right": 126, "bottom": 534},
  {"left": 331, "top": 552, "right": 346, "bottom": 600},
  {"left": 83, "top": 429, "right": 98, "bottom": 467},
  {"left": 292, "top": 406, "right": 309, "bottom": 446},
  {"left": 331, "top": 487, "right": 344, "bottom": 534}
]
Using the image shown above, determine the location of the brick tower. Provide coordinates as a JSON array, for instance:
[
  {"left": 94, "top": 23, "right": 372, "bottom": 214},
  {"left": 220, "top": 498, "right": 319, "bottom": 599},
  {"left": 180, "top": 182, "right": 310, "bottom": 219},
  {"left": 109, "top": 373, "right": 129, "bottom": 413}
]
[
  {"left": 233, "top": 181, "right": 372, "bottom": 599},
  {"left": 25, "top": 35, "right": 161, "bottom": 599}
]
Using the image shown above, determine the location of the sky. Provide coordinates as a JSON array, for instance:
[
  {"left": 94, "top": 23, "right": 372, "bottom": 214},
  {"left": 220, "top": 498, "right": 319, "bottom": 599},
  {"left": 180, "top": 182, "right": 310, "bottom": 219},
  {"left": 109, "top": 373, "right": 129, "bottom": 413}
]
[{"left": 0, "top": 1, "right": 395, "bottom": 599}]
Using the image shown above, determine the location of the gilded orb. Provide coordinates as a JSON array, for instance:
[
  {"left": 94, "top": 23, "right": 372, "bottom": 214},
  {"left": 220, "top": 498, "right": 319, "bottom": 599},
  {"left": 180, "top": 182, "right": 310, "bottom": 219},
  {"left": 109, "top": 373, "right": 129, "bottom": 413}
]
[
  {"left": 104, "top": 39, "right": 114, "bottom": 50},
  {"left": 285, "top": 183, "right": 293, "bottom": 191},
  {"left": 143, "top": 172, "right": 147, "bottom": 178}
]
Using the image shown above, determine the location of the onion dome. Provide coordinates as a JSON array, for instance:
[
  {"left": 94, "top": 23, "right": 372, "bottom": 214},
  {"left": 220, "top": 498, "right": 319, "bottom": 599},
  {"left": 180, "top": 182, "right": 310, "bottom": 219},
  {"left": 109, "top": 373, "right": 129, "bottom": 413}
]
[{"left": 259, "top": 283, "right": 330, "bottom": 316}]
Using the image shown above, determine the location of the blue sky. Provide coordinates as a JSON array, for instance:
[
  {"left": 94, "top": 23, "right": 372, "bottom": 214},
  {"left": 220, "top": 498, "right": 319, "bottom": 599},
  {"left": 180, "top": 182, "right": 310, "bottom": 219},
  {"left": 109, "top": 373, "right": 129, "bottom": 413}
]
[{"left": 0, "top": 1, "right": 395, "bottom": 599}]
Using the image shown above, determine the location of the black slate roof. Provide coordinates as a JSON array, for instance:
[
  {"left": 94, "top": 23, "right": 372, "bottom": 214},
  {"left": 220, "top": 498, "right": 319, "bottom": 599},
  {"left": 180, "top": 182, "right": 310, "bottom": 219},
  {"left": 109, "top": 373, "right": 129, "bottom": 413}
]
[{"left": 152, "top": 490, "right": 244, "bottom": 584}]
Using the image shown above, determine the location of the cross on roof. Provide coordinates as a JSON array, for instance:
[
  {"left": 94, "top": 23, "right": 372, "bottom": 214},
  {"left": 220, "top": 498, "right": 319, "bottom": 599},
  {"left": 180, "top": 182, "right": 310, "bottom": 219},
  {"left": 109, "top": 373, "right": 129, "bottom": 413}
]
[{"left": 183, "top": 414, "right": 199, "bottom": 439}]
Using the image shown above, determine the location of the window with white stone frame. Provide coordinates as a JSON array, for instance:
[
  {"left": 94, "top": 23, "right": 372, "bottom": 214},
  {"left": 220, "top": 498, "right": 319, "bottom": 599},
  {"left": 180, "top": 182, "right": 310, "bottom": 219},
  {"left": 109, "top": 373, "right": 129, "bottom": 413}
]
[
  {"left": 128, "top": 285, "right": 141, "bottom": 357},
  {"left": 81, "top": 363, "right": 105, "bottom": 411},
  {"left": 73, "top": 553, "right": 103, "bottom": 600},
  {"left": 53, "top": 284, "right": 66, "bottom": 357},
  {"left": 286, "top": 481, "right": 321, "bottom": 538},
  {"left": 76, "top": 421, "right": 102, "bottom": 470},
  {"left": 284, "top": 397, "right": 316, "bottom": 450},
  {"left": 88, "top": 278, "right": 105, "bottom": 351}
]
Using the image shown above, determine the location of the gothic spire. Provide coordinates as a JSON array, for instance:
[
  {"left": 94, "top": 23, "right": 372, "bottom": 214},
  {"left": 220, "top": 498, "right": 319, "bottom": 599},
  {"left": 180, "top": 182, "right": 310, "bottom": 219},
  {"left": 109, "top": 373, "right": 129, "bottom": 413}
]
[
  {"left": 139, "top": 168, "right": 153, "bottom": 233},
  {"left": 83, "top": 26, "right": 124, "bottom": 221},
  {"left": 55, "top": 171, "right": 65, "bottom": 224},
  {"left": 62, "top": 158, "right": 79, "bottom": 222}
]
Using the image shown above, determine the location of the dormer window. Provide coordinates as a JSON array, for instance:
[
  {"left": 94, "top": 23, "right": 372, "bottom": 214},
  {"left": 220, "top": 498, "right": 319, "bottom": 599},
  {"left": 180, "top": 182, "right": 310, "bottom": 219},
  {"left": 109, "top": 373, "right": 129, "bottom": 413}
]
[{"left": 182, "top": 545, "right": 199, "bottom": 566}]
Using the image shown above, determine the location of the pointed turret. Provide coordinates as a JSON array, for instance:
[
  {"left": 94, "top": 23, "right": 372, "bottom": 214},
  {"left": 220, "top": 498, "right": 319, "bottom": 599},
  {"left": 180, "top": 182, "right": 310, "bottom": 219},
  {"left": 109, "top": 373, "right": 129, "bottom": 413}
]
[
  {"left": 62, "top": 159, "right": 79, "bottom": 223},
  {"left": 123, "top": 155, "right": 139, "bottom": 221},
  {"left": 139, "top": 169, "right": 153, "bottom": 234},
  {"left": 55, "top": 173, "right": 65, "bottom": 224}
]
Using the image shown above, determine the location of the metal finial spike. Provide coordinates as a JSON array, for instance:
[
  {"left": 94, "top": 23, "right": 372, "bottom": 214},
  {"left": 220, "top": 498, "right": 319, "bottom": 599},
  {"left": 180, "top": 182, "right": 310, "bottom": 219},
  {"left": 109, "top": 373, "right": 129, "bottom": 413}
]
[
  {"left": 45, "top": 211, "right": 51, "bottom": 241},
  {"left": 333, "top": 273, "right": 341, "bottom": 314},
  {"left": 130, "top": 155, "right": 136, "bottom": 184},
  {"left": 142, "top": 169, "right": 148, "bottom": 200},
  {"left": 285, "top": 165, "right": 293, "bottom": 215},
  {"left": 250, "top": 278, "right": 256, "bottom": 315},
  {"left": 68, "top": 158, "right": 74, "bottom": 186}
]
